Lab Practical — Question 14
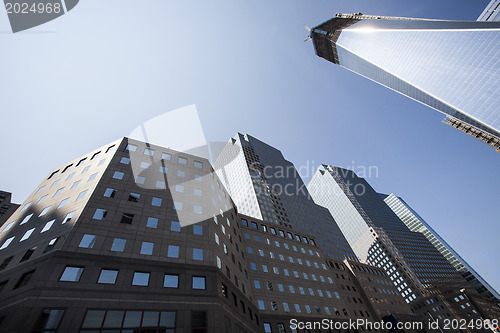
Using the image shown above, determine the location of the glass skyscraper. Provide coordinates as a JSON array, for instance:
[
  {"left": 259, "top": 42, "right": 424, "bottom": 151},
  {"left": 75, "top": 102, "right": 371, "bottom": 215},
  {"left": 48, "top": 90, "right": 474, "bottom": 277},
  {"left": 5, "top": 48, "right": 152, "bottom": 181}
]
[
  {"left": 381, "top": 193, "right": 500, "bottom": 302},
  {"left": 311, "top": 13, "right": 500, "bottom": 150},
  {"left": 307, "top": 165, "right": 475, "bottom": 304},
  {"left": 213, "top": 133, "right": 358, "bottom": 261}
]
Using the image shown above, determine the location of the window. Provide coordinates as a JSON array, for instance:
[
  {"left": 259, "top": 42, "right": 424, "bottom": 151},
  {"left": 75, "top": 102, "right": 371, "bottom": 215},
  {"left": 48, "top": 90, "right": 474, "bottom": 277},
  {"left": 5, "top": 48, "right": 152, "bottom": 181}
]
[
  {"left": 128, "top": 193, "right": 140, "bottom": 202},
  {"left": 104, "top": 188, "right": 116, "bottom": 198},
  {"left": 120, "top": 213, "right": 134, "bottom": 224},
  {"left": 251, "top": 222, "right": 258, "bottom": 230},
  {"left": 39, "top": 206, "right": 51, "bottom": 217},
  {"left": 111, "top": 238, "right": 126, "bottom": 252},
  {"left": 163, "top": 274, "right": 179, "bottom": 288},
  {"left": 33, "top": 309, "right": 64, "bottom": 331},
  {"left": 194, "top": 161, "right": 203, "bottom": 168},
  {"left": 60, "top": 266, "right": 84, "bottom": 282},
  {"left": 120, "top": 157, "right": 130, "bottom": 164},
  {"left": 21, "top": 201, "right": 32, "bottom": 211},
  {"left": 53, "top": 188, "right": 64, "bottom": 197},
  {"left": 98, "top": 269, "right": 118, "bottom": 284},
  {"left": 20, "top": 213, "right": 33, "bottom": 224},
  {"left": 177, "top": 170, "right": 185, "bottom": 178},
  {"left": 20, "top": 228, "right": 35, "bottom": 242},
  {"left": 140, "top": 162, "right": 150, "bottom": 169},
  {"left": 2, "top": 221, "right": 15, "bottom": 233},
  {"left": 178, "top": 157, "right": 187, "bottom": 165},
  {"left": 258, "top": 300, "right": 265, "bottom": 310},
  {"left": 192, "top": 276, "right": 206, "bottom": 289},
  {"left": 35, "top": 186, "right": 46, "bottom": 194},
  {"left": 71, "top": 180, "right": 81, "bottom": 190},
  {"left": 140, "top": 242, "right": 154, "bottom": 255},
  {"left": 254, "top": 280, "right": 261, "bottom": 289},
  {"left": 193, "top": 248, "right": 203, "bottom": 261},
  {"left": 144, "top": 148, "right": 155, "bottom": 156},
  {"left": 76, "top": 190, "right": 88, "bottom": 200},
  {"left": 125, "top": 144, "right": 137, "bottom": 151},
  {"left": 112, "top": 171, "right": 124, "bottom": 180},
  {"left": 20, "top": 247, "right": 36, "bottom": 262},
  {"left": 159, "top": 166, "right": 168, "bottom": 174},
  {"left": 168, "top": 245, "right": 179, "bottom": 258},
  {"left": 65, "top": 172, "right": 75, "bottom": 181},
  {"left": 152, "top": 197, "right": 162, "bottom": 207},
  {"left": 81, "top": 165, "right": 90, "bottom": 173},
  {"left": 171, "top": 221, "right": 181, "bottom": 232},
  {"left": 146, "top": 217, "right": 158, "bottom": 228},
  {"left": 191, "top": 311, "right": 207, "bottom": 331},
  {"left": 44, "top": 237, "right": 59, "bottom": 253},
  {"left": 161, "top": 152, "right": 171, "bottom": 160},
  {"left": 135, "top": 176, "right": 145, "bottom": 184},
  {"left": 193, "top": 205, "right": 202, "bottom": 214},
  {"left": 175, "top": 184, "right": 184, "bottom": 192},
  {"left": 264, "top": 323, "right": 272, "bottom": 333},
  {"left": 63, "top": 211, "right": 75, "bottom": 224},
  {"left": 14, "top": 270, "right": 35, "bottom": 289},
  {"left": 37, "top": 195, "right": 48, "bottom": 204},
  {"left": 173, "top": 201, "right": 183, "bottom": 210},
  {"left": 79, "top": 234, "right": 96, "bottom": 248},
  {"left": 194, "top": 188, "right": 202, "bottom": 196},
  {"left": 186, "top": 219, "right": 201, "bottom": 233},
  {"left": 57, "top": 198, "right": 69, "bottom": 209},
  {"left": 132, "top": 272, "right": 150, "bottom": 286}
]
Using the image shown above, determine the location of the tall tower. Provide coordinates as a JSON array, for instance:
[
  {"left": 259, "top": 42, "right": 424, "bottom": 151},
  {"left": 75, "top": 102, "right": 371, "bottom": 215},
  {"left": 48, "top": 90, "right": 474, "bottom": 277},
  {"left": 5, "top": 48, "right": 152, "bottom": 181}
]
[
  {"left": 310, "top": 14, "right": 500, "bottom": 151},
  {"left": 213, "top": 133, "right": 357, "bottom": 262},
  {"left": 381, "top": 193, "right": 500, "bottom": 302}
]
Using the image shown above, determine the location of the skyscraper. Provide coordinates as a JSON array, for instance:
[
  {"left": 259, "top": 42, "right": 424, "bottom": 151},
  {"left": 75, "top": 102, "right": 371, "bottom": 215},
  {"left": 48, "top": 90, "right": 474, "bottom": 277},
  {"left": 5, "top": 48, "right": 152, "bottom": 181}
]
[
  {"left": 213, "top": 133, "right": 357, "bottom": 262},
  {"left": 381, "top": 193, "right": 500, "bottom": 302},
  {"left": 307, "top": 165, "right": 466, "bottom": 303},
  {"left": 310, "top": 13, "right": 500, "bottom": 151},
  {"left": 478, "top": 0, "right": 500, "bottom": 21}
]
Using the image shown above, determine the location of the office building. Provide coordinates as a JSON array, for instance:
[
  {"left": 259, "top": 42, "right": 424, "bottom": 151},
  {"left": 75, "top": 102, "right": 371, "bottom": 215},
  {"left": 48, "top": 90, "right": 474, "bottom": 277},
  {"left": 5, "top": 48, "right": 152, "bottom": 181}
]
[
  {"left": 478, "top": 0, "right": 500, "bottom": 21},
  {"left": 213, "top": 133, "right": 357, "bottom": 262},
  {"left": 0, "top": 191, "right": 19, "bottom": 228},
  {"left": 239, "top": 213, "right": 416, "bottom": 332},
  {"left": 0, "top": 138, "right": 260, "bottom": 332},
  {"left": 381, "top": 193, "right": 500, "bottom": 302},
  {"left": 307, "top": 165, "right": 500, "bottom": 325},
  {"left": 310, "top": 13, "right": 500, "bottom": 151}
]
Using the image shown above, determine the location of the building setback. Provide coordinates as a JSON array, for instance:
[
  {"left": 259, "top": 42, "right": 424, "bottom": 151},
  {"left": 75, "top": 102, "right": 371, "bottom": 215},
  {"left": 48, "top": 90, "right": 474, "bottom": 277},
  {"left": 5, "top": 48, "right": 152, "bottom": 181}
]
[
  {"left": 310, "top": 13, "right": 500, "bottom": 151},
  {"left": 381, "top": 193, "right": 500, "bottom": 302}
]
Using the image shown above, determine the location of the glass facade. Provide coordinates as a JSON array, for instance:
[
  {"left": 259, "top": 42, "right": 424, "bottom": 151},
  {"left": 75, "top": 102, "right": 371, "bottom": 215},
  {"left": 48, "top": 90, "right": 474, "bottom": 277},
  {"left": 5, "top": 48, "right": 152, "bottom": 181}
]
[
  {"left": 312, "top": 15, "right": 500, "bottom": 144},
  {"left": 382, "top": 193, "right": 500, "bottom": 301}
]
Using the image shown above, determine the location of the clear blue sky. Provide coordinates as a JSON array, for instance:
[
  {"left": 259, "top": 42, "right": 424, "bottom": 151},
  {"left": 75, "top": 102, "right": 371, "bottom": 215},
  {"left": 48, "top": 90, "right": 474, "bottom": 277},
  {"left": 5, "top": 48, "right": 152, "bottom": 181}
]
[{"left": 1, "top": 0, "right": 498, "bottom": 293}]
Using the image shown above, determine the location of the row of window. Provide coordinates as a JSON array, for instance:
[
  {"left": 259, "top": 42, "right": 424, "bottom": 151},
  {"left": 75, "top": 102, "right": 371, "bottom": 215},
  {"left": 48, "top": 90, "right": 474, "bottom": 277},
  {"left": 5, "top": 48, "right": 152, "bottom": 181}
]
[
  {"left": 245, "top": 233, "right": 321, "bottom": 258},
  {"left": 0, "top": 211, "right": 75, "bottom": 250},
  {"left": 46, "top": 144, "right": 114, "bottom": 181},
  {"left": 78, "top": 234, "right": 205, "bottom": 260},
  {"left": 257, "top": 299, "right": 370, "bottom": 318},
  {"left": 241, "top": 219, "right": 316, "bottom": 246},
  {"left": 58, "top": 266, "right": 207, "bottom": 289},
  {"left": 125, "top": 143, "right": 204, "bottom": 169}
]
